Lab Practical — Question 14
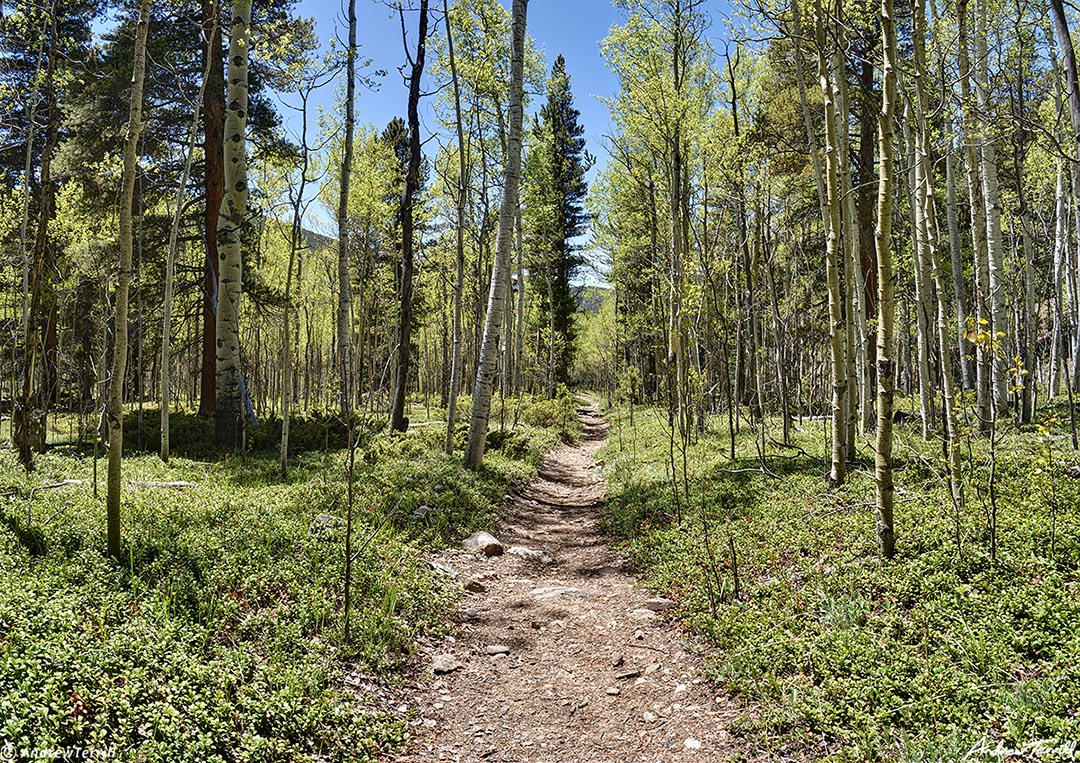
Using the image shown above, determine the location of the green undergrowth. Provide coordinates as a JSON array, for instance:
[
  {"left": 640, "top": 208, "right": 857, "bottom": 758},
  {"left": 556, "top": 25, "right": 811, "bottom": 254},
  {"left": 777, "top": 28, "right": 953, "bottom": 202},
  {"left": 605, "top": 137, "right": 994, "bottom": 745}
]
[
  {"left": 599, "top": 403, "right": 1080, "bottom": 762},
  {"left": 0, "top": 404, "right": 560, "bottom": 762}
]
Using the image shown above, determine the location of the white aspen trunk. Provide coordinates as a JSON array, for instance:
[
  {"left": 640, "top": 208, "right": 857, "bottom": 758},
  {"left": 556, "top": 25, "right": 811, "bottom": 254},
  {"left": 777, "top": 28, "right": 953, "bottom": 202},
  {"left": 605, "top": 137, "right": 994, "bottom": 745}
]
[
  {"left": 465, "top": 0, "right": 528, "bottom": 469},
  {"left": 957, "top": 0, "right": 993, "bottom": 432},
  {"left": 214, "top": 0, "right": 251, "bottom": 447},
  {"left": 443, "top": 0, "right": 468, "bottom": 453},
  {"left": 832, "top": 35, "right": 870, "bottom": 437},
  {"left": 974, "top": 0, "right": 1009, "bottom": 415},
  {"left": 813, "top": 0, "right": 848, "bottom": 486},
  {"left": 107, "top": 0, "right": 151, "bottom": 558},
  {"left": 902, "top": 106, "right": 935, "bottom": 439},
  {"left": 876, "top": 0, "right": 898, "bottom": 559},
  {"left": 914, "top": 0, "right": 963, "bottom": 532},
  {"left": 944, "top": 125, "right": 972, "bottom": 391}
]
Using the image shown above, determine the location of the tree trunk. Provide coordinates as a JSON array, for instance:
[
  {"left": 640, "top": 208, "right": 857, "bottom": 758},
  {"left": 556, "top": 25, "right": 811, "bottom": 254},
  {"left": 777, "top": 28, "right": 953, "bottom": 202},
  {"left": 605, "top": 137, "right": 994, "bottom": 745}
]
[
  {"left": 390, "top": 0, "right": 430, "bottom": 433},
  {"left": 200, "top": 0, "right": 224, "bottom": 417},
  {"left": 214, "top": 0, "right": 251, "bottom": 447},
  {"left": 444, "top": 0, "right": 468, "bottom": 453},
  {"left": 337, "top": 0, "right": 357, "bottom": 420},
  {"left": 162, "top": 14, "right": 217, "bottom": 462},
  {"left": 974, "top": 0, "right": 1009, "bottom": 415},
  {"left": 813, "top": 0, "right": 848, "bottom": 486},
  {"left": 465, "top": 0, "right": 528, "bottom": 469},
  {"left": 875, "top": 0, "right": 897, "bottom": 559},
  {"left": 13, "top": 13, "right": 58, "bottom": 468},
  {"left": 107, "top": 0, "right": 151, "bottom": 558},
  {"left": 957, "top": 0, "right": 993, "bottom": 432}
]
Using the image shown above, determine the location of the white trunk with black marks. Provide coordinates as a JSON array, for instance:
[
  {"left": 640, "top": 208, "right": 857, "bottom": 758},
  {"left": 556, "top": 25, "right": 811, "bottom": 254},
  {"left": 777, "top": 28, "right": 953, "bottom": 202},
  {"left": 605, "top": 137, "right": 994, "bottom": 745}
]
[
  {"left": 813, "top": 0, "right": 847, "bottom": 486},
  {"left": 957, "top": 0, "right": 992, "bottom": 431},
  {"left": 902, "top": 106, "right": 935, "bottom": 439},
  {"left": 108, "top": 0, "right": 151, "bottom": 558},
  {"left": 444, "top": 0, "right": 468, "bottom": 454},
  {"left": 913, "top": 0, "right": 963, "bottom": 526},
  {"left": 465, "top": 0, "right": 527, "bottom": 469},
  {"left": 214, "top": 0, "right": 251, "bottom": 447},
  {"left": 944, "top": 123, "right": 972, "bottom": 391},
  {"left": 832, "top": 35, "right": 869, "bottom": 438},
  {"left": 876, "top": 0, "right": 897, "bottom": 559},
  {"left": 974, "top": 0, "right": 1008, "bottom": 415}
]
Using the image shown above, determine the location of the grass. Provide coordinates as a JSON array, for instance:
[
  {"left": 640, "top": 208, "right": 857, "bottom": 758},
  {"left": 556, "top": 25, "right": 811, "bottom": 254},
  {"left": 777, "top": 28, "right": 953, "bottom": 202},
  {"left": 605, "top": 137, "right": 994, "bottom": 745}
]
[
  {"left": 0, "top": 397, "right": 566, "bottom": 762},
  {"left": 598, "top": 400, "right": 1080, "bottom": 762}
]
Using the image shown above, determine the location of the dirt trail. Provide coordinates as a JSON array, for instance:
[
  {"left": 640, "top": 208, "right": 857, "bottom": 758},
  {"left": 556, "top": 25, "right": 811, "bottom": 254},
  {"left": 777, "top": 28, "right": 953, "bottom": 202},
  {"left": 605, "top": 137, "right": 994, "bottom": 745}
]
[{"left": 387, "top": 403, "right": 740, "bottom": 763}]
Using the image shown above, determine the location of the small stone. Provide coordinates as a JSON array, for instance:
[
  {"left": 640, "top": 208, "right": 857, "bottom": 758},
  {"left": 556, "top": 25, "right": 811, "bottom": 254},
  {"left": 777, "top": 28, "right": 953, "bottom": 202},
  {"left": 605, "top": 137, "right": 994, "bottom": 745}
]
[
  {"left": 634, "top": 629, "right": 645, "bottom": 640},
  {"left": 464, "top": 579, "right": 487, "bottom": 593},
  {"left": 461, "top": 608, "right": 481, "bottom": 620},
  {"left": 643, "top": 711, "right": 657, "bottom": 723},
  {"left": 462, "top": 531, "right": 504, "bottom": 557},
  {"left": 485, "top": 644, "right": 510, "bottom": 656},
  {"left": 530, "top": 621, "right": 543, "bottom": 630},
  {"left": 674, "top": 683, "right": 687, "bottom": 695},
  {"left": 645, "top": 663, "right": 661, "bottom": 675},
  {"left": 644, "top": 597, "right": 676, "bottom": 612},
  {"left": 616, "top": 669, "right": 642, "bottom": 680},
  {"left": 612, "top": 653, "right": 625, "bottom": 667},
  {"left": 433, "top": 702, "right": 444, "bottom": 710},
  {"left": 605, "top": 686, "right": 620, "bottom": 695},
  {"left": 432, "top": 654, "right": 462, "bottom": 674},
  {"left": 630, "top": 608, "right": 657, "bottom": 621},
  {"left": 684, "top": 738, "right": 702, "bottom": 750},
  {"left": 507, "top": 546, "right": 554, "bottom": 564}
]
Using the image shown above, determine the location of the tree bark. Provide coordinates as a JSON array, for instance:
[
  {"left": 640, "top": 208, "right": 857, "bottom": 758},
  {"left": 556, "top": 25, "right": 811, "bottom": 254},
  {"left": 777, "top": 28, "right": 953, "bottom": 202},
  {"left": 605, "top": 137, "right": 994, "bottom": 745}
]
[
  {"left": 200, "top": 0, "right": 224, "bottom": 417},
  {"left": 214, "top": 0, "right": 251, "bottom": 447},
  {"left": 444, "top": 0, "right": 468, "bottom": 453},
  {"left": 813, "top": 0, "right": 848, "bottom": 486},
  {"left": 390, "top": 0, "right": 430, "bottom": 433},
  {"left": 875, "top": 0, "right": 897, "bottom": 559},
  {"left": 465, "top": 0, "right": 528, "bottom": 469},
  {"left": 108, "top": 0, "right": 151, "bottom": 558},
  {"left": 162, "top": 15, "right": 217, "bottom": 462},
  {"left": 337, "top": 0, "right": 357, "bottom": 420}
]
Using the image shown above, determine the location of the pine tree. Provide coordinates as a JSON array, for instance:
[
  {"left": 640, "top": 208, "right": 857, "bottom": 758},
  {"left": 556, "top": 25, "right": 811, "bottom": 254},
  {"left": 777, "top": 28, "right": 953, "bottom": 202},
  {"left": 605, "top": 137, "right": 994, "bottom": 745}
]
[{"left": 528, "top": 54, "right": 592, "bottom": 390}]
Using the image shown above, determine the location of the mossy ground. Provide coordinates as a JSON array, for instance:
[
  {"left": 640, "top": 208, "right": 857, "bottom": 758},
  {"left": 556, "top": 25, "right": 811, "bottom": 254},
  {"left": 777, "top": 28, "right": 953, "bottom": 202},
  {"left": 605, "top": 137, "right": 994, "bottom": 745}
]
[
  {"left": 0, "top": 395, "right": 571, "bottom": 762},
  {"left": 599, "top": 399, "right": 1080, "bottom": 762}
]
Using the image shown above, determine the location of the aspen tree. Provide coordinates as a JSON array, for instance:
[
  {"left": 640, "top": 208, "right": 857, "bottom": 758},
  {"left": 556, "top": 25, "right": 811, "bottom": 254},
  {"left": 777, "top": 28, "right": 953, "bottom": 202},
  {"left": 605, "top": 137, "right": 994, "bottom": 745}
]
[
  {"left": 107, "top": 0, "right": 151, "bottom": 558},
  {"left": 813, "top": 0, "right": 848, "bottom": 486},
  {"left": 876, "top": 0, "right": 898, "bottom": 558},
  {"left": 214, "top": 0, "right": 251, "bottom": 447},
  {"left": 465, "top": 0, "right": 527, "bottom": 469}
]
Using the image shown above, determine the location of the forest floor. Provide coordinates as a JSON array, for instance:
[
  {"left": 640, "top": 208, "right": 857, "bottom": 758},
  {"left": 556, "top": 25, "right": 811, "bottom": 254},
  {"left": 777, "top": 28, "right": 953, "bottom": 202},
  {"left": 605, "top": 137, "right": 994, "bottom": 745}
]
[{"left": 382, "top": 403, "right": 747, "bottom": 763}]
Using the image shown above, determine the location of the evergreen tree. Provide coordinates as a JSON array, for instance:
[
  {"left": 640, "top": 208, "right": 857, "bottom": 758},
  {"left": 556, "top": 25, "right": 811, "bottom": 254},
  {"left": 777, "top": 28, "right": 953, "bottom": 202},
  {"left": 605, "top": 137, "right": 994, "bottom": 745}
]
[{"left": 527, "top": 54, "right": 592, "bottom": 389}]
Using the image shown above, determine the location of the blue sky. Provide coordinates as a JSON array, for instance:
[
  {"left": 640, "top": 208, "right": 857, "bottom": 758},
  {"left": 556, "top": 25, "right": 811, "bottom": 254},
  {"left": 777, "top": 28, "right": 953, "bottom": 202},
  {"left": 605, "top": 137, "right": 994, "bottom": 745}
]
[
  {"left": 277, "top": 0, "right": 739, "bottom": 255},
  {"left": 292, "top": 0, "right": 621, "bottom": 169}
]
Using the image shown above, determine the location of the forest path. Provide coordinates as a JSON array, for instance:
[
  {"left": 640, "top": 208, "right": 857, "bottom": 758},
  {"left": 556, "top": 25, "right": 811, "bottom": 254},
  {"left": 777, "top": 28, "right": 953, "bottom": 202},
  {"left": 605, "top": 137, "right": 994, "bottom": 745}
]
[{"left": 386, "top": 402, "right": 741, "bottom": 763}]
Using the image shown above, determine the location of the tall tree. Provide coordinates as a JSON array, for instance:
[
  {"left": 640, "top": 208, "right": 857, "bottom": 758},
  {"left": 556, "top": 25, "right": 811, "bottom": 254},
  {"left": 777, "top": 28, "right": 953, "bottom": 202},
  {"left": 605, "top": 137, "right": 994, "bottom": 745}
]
[
  {"left": 390, "top": 0, "right": 431, "bottom": 433},
  {"left": 201, "top": 0, "right": 225, "bottom": 417},
  {"left": 465, "top": 0, "right": 528, "bottom": 469},
  {"left": 214, "top": 0, "right": 251, "bottom": 446},
  {"left": 875, "top": 0, "right": 897, "bottom": 559},
  {"left": 529, "top": 54, "right": 592, "bottom": 391},
  {"left": 337, "top": 0, "right": 357, "bottom": 420},
  {"left": 107, "top": 0, "right": 151, "bottom": 558}
]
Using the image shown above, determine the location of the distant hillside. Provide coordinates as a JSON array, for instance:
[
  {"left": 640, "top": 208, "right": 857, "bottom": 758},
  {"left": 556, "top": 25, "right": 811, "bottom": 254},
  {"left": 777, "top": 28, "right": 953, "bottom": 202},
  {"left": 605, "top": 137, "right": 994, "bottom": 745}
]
[{"left": 575, "top": 285, "right": 612, "bottom": 314}]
